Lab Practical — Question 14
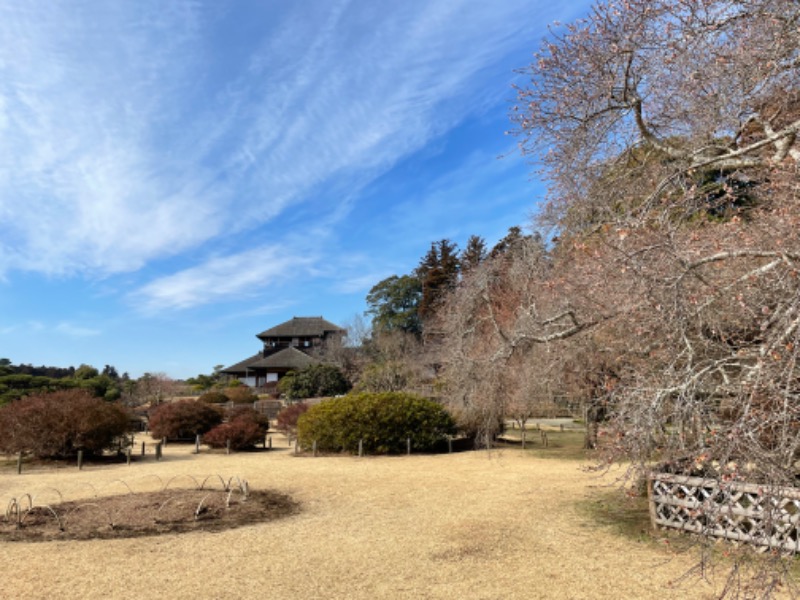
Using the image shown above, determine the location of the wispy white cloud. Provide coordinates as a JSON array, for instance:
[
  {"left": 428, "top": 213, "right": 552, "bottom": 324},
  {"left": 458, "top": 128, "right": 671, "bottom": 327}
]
[
  {"left": 0, "top": 2, "right": 224, "bottom": 276},
  {"left": 0, "top": 0, "right": 576, "bottom": 297},
  {"left": 132, "top": 245, "right": 316, "bottom": 312}
]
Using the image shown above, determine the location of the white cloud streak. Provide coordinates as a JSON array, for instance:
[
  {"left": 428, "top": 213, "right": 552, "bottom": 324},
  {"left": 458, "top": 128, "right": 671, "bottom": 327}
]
[
  {"left": 132, "top": 245, "right": 315, "bottom": 312},
  {"left": 0, "top": 0, "right": 576, "bottom": 306}
]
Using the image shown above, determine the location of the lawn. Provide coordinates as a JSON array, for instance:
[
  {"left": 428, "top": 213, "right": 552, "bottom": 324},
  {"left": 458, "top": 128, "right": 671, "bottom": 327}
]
[{"left": 0, "top": 432, "right": 749, "bottom": 599}]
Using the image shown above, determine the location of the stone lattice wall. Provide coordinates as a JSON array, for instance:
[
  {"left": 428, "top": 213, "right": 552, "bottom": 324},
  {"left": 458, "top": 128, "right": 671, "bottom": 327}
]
[{"left": 649, "top": 472, "right": 800, "bottom": 553}]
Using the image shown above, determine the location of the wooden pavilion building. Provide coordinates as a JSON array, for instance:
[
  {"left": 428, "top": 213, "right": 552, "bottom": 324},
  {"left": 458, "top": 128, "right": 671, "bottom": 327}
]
[{"left": 221, "top": 316, "right": 345, "bottom": 390}]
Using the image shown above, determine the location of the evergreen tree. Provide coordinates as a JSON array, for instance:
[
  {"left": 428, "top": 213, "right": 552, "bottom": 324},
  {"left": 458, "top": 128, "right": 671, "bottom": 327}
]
[
  {"left": 460, "top": 235, "right": 487, "bottom": 272},
  {"left": 366, "top": 275, "right": 423, "bottom": 335},
  {"left": 416, "top": 239, "right": 460, "bottom": 322}
]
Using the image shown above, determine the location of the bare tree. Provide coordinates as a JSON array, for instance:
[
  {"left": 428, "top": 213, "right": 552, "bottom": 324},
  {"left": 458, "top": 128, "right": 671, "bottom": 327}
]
[
  {"left": 507, "top": 0, "right": 800, "bottom": 475},
  {"left": 512, "top": 0, "right": 799, "bottom": 230},
  {"left": 440, "top": 1, "right": 800, "bottom": 593},
  {"left": 355, "top": 331, "right": 431, "bottom": 395}
]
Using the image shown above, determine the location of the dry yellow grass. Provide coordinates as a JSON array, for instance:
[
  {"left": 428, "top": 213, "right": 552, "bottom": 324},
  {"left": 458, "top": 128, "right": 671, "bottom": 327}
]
[{"left": 0, "top": 435, "right": 730, "bottom": 599}]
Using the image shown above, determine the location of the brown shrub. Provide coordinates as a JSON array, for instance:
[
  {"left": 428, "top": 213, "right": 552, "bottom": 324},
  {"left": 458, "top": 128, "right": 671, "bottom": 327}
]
[
  {"left": 149, "top": 400, "right": 222, "bottom": 441},
  {"left": 276, "top": 402, "right": 309, "bottom": 435},
  {"left": 0, "top": 389, "right": 130, "bottom": 459},
  {"left": 224, "top": 386, "right": 258, "bottom": 404},
  {"left": 204, "top": 406, "right": 269, "bottom": 450}
]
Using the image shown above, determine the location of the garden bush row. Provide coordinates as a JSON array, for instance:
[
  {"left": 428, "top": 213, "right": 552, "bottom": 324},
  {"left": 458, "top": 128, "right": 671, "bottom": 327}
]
[{"left": 149, "top": 400, "right": 269, "bottom": 450}]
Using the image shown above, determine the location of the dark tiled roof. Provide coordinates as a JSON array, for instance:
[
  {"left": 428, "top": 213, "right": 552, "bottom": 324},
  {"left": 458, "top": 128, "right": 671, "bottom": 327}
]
[
  {"left": 220, "top": 353, "right": 263, "bottom": 374},
  {"left": 249, "top": 347, "right": 320, "bottom": 370},
  {"left": 256, "top": 316, "right": 344, "bottom": 340}
]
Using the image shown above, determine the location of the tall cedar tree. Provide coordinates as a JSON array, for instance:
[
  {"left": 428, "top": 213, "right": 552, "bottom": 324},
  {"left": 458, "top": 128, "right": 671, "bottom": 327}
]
[
  {"left": 416, "top": 239, "right": 460, "bottom": 323},
  {"left": 460, "top": 235, "right": 487, "bottom": 272}
]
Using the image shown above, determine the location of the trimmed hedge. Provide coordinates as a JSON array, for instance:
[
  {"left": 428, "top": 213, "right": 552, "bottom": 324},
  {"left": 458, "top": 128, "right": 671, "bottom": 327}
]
[{"left": 296, "top": 392, "right": 456, "bottom": 454}]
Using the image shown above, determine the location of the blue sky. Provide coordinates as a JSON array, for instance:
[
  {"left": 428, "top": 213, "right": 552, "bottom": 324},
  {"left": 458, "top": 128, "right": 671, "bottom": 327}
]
[{"left": 0, "top": 0, "right": 592, "bottom": 379}]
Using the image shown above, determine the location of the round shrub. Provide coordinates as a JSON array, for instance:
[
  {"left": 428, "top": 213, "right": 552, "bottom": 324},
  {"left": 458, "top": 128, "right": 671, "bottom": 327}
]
[
  {"left": 204, "top": 406, "right": 269, "bottom": 450},
  {"left": 149, "top": 400, "right": 222, "bottom": 441},
  {"left": 278, "top": 364, "right": 351, "bottom": 400},
  {"left": 296, "top": 392, "right": 456, "bottom": 454},
  {"left": 198, "top": 391, "right": 229, "bottom": 404},
  {"left": 0, "top": 389, "right": 130, "bottom": 459},
  {"left": 224, "top": 386, "right": 258, "bottom": 404}
]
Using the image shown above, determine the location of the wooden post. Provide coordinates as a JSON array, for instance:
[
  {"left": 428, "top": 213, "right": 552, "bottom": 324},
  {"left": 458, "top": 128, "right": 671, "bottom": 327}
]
[
  {"left": 195, "top": 434, "right": 201, "bottom": 454},
  {"left": 543, "top": 432, "right": 549, "bottom": 448},
  {"left": 294, "top": 440, "right": 298, "bottom": 455},
  {"left": 268, "top": 436, "right": 272, "bottom": 450},
  {"left": 155, "top": 442, "right": 162, "bottom": 461},
  {"left": 126, "top": 447, "right": 132, "bottom": 466},
  {"left": 407, "top": 438, "right": 411, "bottom": 456},
  {"left": 16, "top": 451, "right": 22, "bottom": 475},
  {"left": 646, "top": 472, "right": 658, "bottom": 531},
  {"left": 77, "top": 450, "right": 84, "bottom": 470},
  {"left": 226, "top": 439, "right": 231, "bottom": 455},
  {"left": 312, "top": 440, "right": 318, "bottom": 457},
  {"left": 521, "top": 430, "right": 526, "bottom": 449},
  {"left": 141, "top": 441, "right": 145, "bottom": 456},
  {"left": 358, "top": 439, "right": 363, "bottom": 457}
]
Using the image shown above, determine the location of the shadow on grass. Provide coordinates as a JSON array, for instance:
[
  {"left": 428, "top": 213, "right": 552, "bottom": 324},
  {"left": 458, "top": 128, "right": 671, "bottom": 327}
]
[
  {"left": 577, "top": 487, "right": 655, "bottom": 544},
  {"left": 498, "top": 430, "right": 592, "bottom": 461}
]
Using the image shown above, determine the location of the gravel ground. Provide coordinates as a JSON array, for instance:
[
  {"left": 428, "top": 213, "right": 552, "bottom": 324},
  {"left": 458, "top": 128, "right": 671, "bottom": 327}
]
[{"left": 0, "top": 435, "right": 726, "bottom": 599}]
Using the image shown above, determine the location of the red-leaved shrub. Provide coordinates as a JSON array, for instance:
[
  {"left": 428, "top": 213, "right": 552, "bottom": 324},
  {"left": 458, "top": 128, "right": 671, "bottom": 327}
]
[
  {"left": 276, "top": 402, "right": 309, "bottom": 435},
  {"left": 148, "top": 400, "right": 222, "bottom": 441},
  {"left": 0, "top": 389, "right": 130, "bottom": 459},
  {"left": 204, "top": 406, "right": 269, "bottom": 450}
]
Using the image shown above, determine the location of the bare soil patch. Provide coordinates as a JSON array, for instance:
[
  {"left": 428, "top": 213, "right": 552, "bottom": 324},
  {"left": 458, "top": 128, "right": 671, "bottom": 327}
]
[{"left": 2, "top": 488, "right": 298, "bottom": 542}]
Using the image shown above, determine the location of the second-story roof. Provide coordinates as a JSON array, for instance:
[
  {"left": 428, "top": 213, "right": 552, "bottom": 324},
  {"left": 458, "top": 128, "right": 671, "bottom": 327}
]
[{"left": 256, "top": 316, "right": 344, "bottom": 340}]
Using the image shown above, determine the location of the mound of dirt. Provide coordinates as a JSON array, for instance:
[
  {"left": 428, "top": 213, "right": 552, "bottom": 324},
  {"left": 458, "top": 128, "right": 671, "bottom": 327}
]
[{"left": 2, "top": 488, "right": 299, "bottom": 542}]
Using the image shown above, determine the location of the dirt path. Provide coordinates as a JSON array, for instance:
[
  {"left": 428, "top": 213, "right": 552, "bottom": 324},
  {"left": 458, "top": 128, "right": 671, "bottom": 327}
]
[{"left": 0, "top": 439, "right": 722, "bottom": 599}]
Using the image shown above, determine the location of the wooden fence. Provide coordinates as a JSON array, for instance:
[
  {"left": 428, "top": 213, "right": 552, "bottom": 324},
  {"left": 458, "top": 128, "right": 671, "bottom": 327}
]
[{"left": 649, "top": 472, "right": 800, "bottom": 553}]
